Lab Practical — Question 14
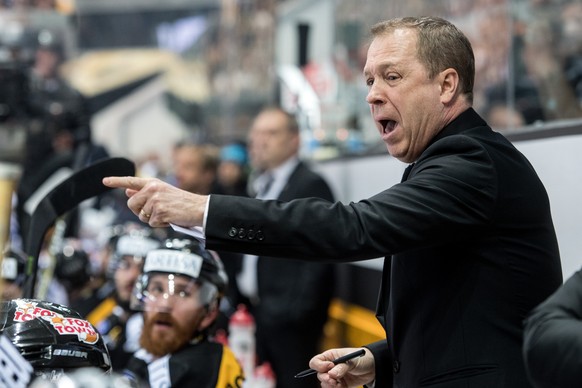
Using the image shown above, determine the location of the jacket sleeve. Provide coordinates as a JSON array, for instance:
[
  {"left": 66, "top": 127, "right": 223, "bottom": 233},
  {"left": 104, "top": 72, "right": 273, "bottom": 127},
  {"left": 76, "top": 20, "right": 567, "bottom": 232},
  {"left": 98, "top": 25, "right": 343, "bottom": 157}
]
[
  {"left": 523, "top": 268, "right": 582, "bottom": 387},
  {"left": 365, "top": 340, "right": 393, "bottom": 387},
  {"left": 204, "top": 136, "right": 497, "bottom": 262}
]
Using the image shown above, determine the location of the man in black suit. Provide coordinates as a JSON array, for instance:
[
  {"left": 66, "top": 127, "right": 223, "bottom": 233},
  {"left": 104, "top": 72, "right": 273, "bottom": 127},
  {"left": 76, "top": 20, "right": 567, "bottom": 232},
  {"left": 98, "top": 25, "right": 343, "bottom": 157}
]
[
  {"left": 523, "top": 267, "right": 582, "bottom": 387},
  {"left": 104, "top": 16, "right": 563, "bottom": 388},
  {"left": 235, "top": 107, "right": 335, "bottom": 387}
]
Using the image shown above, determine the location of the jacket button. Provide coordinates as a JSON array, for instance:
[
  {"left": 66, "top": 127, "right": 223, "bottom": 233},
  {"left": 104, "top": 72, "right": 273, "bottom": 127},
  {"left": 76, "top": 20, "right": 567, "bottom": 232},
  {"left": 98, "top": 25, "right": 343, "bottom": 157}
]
[
  {"left": 247, "top": 229, "right": 255, "bottom": 239},
  {"left": 228, "top": 227, "right": 238, "bottom": 238},
  {"left": 256, "top": 231, "right": 264, "bottom": 241},
  {"left": 237, "top": 228, "right": 247, "bottom": 239},
  {"left": 393, "top": 360, "right": 400, "bottom": 374}
]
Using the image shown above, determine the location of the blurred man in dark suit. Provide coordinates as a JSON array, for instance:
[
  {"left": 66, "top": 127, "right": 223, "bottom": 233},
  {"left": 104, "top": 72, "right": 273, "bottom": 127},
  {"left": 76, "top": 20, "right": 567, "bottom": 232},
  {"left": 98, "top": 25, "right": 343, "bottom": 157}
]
[{"left": 234, "top": 107, "right": 335, "bottom": 387}]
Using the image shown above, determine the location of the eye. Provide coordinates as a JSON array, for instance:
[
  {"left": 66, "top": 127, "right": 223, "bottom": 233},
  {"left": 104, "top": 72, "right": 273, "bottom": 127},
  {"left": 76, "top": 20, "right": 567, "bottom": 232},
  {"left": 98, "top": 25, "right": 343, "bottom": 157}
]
[
  {"left": 177, "top": 290, "right": 191, "bottom": 299},
  {"left": 366, "top": 78, "right": 374, "bottom": 87},
  {"left": 386, "top": 73, "right": 400, "bottom": 82},
  {"left": 147, "top": 283, "right": 164, "bottom": 297},
  {"left": 117, "top": 260, "right": 130, "bottom": 270}
]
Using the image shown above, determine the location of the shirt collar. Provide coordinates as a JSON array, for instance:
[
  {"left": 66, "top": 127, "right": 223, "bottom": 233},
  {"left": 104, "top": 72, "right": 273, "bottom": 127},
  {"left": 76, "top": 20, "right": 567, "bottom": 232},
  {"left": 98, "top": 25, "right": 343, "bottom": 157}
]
[
  {"left": 268, "top": 156, "right": 300, "bottom": 183},
  {"left": 253, "top": 156, "right": 300, "bottom": 198}
]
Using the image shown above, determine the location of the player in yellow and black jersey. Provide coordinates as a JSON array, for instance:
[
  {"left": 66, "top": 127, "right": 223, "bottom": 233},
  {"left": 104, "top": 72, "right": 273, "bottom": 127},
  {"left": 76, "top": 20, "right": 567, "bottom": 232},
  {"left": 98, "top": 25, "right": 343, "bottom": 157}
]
[{"left": 122, "top": 238, "right": 244, "bottom": 387}]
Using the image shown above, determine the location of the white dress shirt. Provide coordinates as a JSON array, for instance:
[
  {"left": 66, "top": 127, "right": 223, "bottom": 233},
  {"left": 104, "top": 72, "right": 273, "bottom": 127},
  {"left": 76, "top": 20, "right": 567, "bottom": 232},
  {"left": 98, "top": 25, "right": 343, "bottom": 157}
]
[{"left": 236, "top": 157, "right": 300, "bottom": 301}]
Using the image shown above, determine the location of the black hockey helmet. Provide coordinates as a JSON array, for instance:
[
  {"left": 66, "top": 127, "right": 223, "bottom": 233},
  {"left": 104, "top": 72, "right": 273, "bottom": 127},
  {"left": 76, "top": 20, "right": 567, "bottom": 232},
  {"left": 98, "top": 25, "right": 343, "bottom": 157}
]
[
  {"left": 35, "top": 28, "right": 65, "bottom": 59},
  {"left": 131, "top": 238, "right": 228, "bottom": 311},
  {"left": 54, "top": 239, "right": 91, "bottom": 292},
  {"left": 0, "top": 299, "right": 111, "bottom": 381}
]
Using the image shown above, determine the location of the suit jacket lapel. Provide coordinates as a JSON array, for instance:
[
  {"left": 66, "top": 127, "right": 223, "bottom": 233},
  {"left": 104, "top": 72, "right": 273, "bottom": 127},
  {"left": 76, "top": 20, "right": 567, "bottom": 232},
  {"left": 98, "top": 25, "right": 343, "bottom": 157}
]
[
  {"left": 376, "top": 256, "right": 391, "bottom": 329},
  {"left": 277, "top": 161, "right": 304, "bottom": 201},
  {"left": 376, "top": 162, "right": 415, "bottom": 332}
]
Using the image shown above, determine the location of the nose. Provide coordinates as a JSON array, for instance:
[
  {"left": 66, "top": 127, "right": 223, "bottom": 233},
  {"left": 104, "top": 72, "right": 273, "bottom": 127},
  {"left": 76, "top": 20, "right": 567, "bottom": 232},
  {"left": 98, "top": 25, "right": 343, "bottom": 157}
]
[
  {"left": 154, "top": 293, "right": 176, "bottom": 312},
  {"left": 366, "top": 82, "right": 386, "bottom": 105}
]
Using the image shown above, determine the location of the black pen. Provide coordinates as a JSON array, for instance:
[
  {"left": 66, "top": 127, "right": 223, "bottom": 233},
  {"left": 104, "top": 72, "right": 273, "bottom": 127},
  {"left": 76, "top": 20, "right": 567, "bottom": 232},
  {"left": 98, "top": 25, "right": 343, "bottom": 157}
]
[{"left": 294, "top": 349, "right": 366, "bottom": 378}]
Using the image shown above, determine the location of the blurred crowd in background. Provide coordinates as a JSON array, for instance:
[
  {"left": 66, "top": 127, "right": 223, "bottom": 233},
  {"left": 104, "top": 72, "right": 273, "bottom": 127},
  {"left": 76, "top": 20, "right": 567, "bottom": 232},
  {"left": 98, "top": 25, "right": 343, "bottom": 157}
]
[{"left": 2, "top": 0, "right": 581, "bottom": 174}]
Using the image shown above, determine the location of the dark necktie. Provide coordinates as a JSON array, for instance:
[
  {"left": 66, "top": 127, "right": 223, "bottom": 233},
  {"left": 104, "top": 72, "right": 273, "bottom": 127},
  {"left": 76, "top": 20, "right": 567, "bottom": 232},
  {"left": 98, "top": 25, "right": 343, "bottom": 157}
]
[{"left": 257, "top": 173, "right": 274, "bottom": 198}]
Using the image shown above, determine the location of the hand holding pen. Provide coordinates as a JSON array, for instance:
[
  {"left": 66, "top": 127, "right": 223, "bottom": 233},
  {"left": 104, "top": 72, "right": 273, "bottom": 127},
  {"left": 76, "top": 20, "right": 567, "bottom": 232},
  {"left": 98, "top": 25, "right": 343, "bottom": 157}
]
[
  {"left": 295, "top": 349, "right": 366, "bottom": 378},
  {"left": 295, "top": 347, "right": 375, "bottom": 386}
]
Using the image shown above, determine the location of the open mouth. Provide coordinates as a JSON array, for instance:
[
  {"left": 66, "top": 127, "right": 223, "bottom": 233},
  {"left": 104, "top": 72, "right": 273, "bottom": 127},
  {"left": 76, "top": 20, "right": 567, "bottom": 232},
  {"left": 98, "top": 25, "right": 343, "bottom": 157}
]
[
  {"left": 153, "top": 315, "right": 174, "bottom": 328},
  {"left": 380, "top": 120, "right": 397, "bottom": 134},
  {"left": 154, "top": 320, "right": 173, "bottom": 329}
]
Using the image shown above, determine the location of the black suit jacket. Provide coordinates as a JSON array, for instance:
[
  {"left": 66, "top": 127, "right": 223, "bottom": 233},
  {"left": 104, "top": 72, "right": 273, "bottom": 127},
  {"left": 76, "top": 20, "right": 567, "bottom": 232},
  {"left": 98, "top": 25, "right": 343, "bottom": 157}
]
[
  {"left": 523, "top": 267, "right": 582, "bottom": 387},
  {"left": 254, "top": 161, "right": 335, "bottom": 329},
  {"left": 205, "top": 108, "right": 562, "bottom": 387}
]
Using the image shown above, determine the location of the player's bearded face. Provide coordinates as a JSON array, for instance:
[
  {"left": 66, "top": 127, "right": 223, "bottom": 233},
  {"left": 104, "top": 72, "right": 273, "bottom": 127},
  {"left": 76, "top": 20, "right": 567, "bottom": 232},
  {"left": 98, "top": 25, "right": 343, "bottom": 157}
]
[{"left": 140, "top": 311, "right": 201, "bottom": 356}]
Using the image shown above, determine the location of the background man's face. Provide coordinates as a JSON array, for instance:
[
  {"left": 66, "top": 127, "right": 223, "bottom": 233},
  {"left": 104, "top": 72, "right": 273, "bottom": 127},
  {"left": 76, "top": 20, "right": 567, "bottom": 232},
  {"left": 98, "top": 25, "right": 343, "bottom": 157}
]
[
  {"left": 173, "top": 147, "right": 214, "bottom": 194},
  {"left": 248, "top": 110, "right": 299, "bottom": 171}
]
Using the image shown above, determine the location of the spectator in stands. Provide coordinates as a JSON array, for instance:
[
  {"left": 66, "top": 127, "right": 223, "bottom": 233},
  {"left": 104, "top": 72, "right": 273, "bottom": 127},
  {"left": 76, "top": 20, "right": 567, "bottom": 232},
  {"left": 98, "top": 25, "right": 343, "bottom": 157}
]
[{"left": 214, "top": 141, "right": 249, "bottom": 197}]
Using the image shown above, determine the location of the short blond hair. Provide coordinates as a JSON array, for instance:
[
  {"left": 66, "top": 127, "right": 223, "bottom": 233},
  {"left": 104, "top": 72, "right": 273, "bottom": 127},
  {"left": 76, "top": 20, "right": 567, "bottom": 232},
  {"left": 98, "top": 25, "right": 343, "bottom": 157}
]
[{"left": 371, "top": 16, "right": 475, "bottom": 104}]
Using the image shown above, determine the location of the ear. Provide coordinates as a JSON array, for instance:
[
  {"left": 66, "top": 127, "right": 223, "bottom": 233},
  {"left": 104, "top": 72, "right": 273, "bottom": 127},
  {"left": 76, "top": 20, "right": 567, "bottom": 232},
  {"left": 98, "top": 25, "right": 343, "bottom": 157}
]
[
  {"left": 439, "top": 68, "right": 459, "bottom": 105},
  {"left": 198, "top": 304, "right": 219, "bottom": 331}
]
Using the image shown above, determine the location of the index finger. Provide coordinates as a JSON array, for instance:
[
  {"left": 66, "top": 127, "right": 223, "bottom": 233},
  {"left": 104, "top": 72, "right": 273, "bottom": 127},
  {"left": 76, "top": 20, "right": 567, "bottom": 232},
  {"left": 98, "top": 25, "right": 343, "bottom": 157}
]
[{"left": 102, "top": 176, "right": 146, "bottom": 190}]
